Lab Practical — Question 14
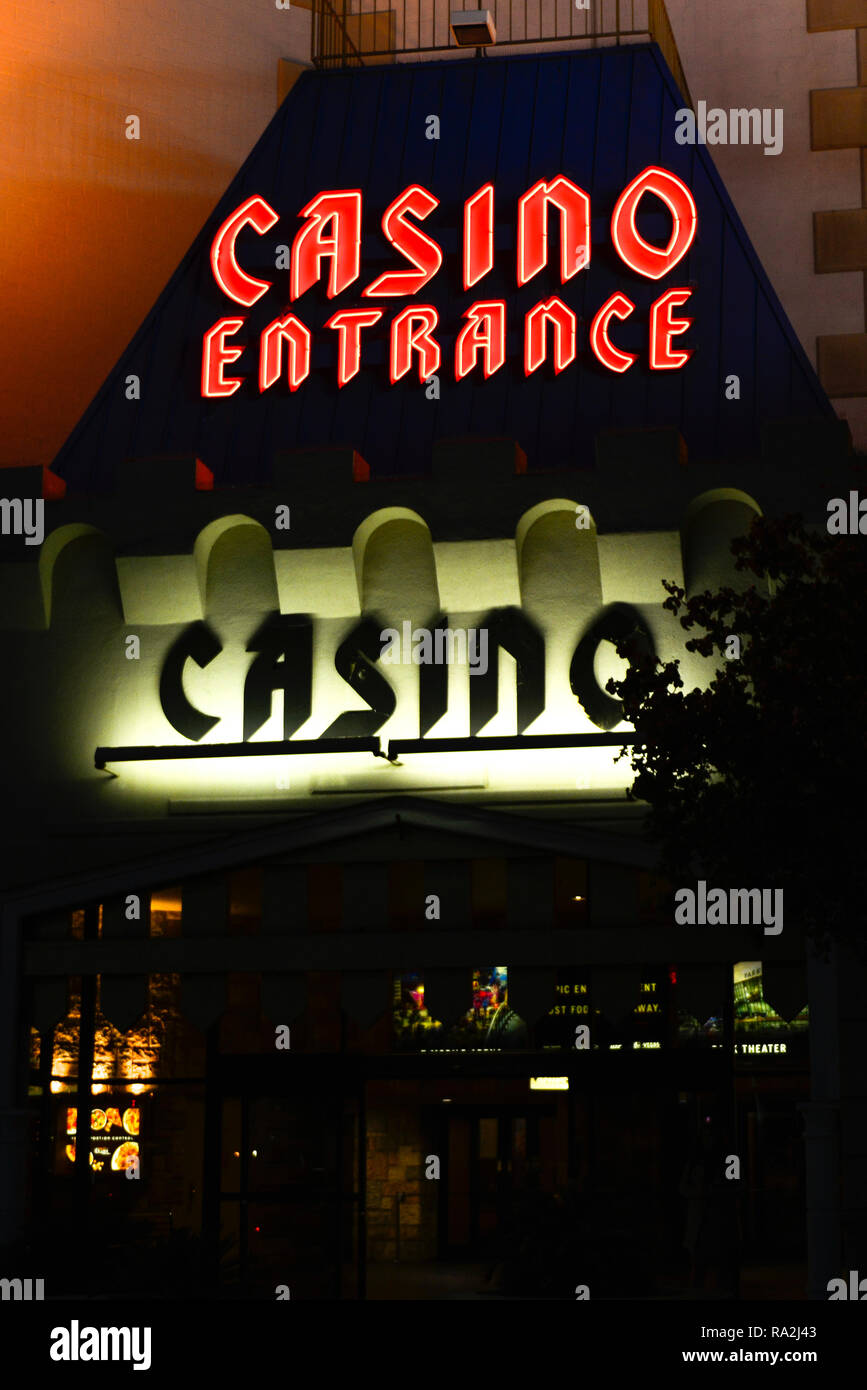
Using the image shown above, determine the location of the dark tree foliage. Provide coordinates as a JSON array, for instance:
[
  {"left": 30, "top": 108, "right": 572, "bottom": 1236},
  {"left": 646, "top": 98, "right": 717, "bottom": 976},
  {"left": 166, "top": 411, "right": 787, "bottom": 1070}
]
[{"left": 606, "top": 513, "right": 867, "bottom": 951}]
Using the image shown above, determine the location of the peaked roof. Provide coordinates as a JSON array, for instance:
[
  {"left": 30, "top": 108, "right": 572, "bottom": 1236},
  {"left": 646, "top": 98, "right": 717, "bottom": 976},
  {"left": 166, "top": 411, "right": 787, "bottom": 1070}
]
[
  {"left": 52, "top": 45, "right": 836, "bottom": 491},
  {"left": 4, "top": 796, "right": 657, "bottom": 912}
]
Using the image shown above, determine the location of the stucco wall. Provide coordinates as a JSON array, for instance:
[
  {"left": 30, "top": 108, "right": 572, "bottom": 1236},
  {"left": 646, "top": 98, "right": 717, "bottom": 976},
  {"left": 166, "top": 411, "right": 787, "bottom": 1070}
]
[{"left": 0, "top": 0, "right": 310, "bottom": 470}]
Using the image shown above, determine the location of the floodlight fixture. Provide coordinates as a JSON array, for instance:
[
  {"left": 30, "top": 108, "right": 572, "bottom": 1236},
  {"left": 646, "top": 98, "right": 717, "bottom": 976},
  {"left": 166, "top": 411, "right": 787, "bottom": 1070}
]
[{"left": 450, "top": 9, "right": 496, "bottom": 46}]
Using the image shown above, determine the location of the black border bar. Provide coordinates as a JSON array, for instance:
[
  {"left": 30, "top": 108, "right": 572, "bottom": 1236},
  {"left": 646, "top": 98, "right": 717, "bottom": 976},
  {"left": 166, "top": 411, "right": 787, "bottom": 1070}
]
[{"left": 95, "top": 733, "right": 640, "bottom": 770}]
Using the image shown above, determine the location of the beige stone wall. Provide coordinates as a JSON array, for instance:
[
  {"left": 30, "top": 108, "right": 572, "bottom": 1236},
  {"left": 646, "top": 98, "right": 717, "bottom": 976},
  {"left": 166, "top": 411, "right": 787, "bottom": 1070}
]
[
  {"left": 667, "top": 0, "right": 866, "bottom": 449},
  {"left": 809, "top": 0, "right": 867, "bottom": 419},
  {"left": 366, "top": 1104, "right": 437, "bottom": 1260}
]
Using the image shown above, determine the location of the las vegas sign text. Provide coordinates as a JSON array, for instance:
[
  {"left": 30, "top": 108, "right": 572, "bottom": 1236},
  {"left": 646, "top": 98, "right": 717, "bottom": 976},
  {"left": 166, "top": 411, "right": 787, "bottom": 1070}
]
[{"left": 201, "top": 167, "right": 698, "bottom": 396}]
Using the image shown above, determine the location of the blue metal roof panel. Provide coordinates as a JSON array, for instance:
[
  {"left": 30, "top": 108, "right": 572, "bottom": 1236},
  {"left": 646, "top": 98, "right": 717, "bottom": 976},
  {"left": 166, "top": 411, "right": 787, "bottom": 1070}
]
[{"left": 51, "top": 45, "right": 836, "bottom": 491}]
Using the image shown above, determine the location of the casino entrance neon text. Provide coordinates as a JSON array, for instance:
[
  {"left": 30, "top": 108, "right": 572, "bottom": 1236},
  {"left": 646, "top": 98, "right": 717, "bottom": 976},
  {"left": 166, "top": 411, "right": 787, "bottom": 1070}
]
[{"left": 201, "top": 167, "right": 698, "bottom": 395}]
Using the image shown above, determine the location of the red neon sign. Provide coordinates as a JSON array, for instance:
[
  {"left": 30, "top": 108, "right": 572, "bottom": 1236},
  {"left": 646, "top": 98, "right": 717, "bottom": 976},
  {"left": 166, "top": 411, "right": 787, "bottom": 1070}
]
[
  {"left": 202, "top": 317, "right": 246, "bottom": 397},
  {"left": 525, "top": 298, "right": 577, "bottom": 375},
  {"left": 390, "top": 306, "right": 441, "bottom": 383},
  {"left": 517, "top": 177, "right": 591, "bottom": 287},
  {"left": 291, "top": 190, "right": 362, "bottom": 301},
  {"left": 203, "top": 168, "right": 697, "bottom": 392},
  {"left": 455, "top": 301, "right": 506, "bottom": 380},
  {"left": 259, "top": 314, "right": 311, "bottom": 392},
  {"left": 210, "top": 195, "right": 279, "bottom": 308},
  {"left": 363, "top": 185, "right": 443, "bottom": 297},
  {"left": 464, "top": 184, "right": 495, "bottom": 291},
  {"left": 326, "top": 308, "right": 384, "bottom": 386},
  {"left": 589, "top": 292, "right": 637, "bottom": 374},
  {"left": 649, "top": 288, "right": 694, "bottom": 369},
  {"left": 611, "top": 167, "right": 697, "bottom": 281}
]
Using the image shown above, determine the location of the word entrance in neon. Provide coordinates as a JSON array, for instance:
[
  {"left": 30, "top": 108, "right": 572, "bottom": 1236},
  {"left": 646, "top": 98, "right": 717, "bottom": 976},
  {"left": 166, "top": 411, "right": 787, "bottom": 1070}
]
[{"left": 201, "top": 167, "right": 698, "bottom": 396}]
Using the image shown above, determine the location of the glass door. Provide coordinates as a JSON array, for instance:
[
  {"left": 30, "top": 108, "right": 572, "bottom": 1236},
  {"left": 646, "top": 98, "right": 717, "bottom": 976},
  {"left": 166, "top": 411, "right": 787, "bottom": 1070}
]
[
  {"left": 470, "top": 1110, "right": 539, "bottom": 1252},
  {"left": 217, "top": 1087, "right": 361, "bottom": 1298}
]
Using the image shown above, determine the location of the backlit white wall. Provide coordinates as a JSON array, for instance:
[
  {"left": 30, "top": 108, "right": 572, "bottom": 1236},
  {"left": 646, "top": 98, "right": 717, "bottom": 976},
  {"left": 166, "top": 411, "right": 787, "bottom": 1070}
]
[{"left": 0, "top": 504, "right": 743, "bottom": 815}]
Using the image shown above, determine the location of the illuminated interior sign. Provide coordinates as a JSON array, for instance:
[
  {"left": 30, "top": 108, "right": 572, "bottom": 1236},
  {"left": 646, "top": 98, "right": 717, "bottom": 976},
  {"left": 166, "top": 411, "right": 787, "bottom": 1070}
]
[
  {"left": 202, "top": 169, "right": 697, "bottom": 394},
  {"left": 733, "top": 960, "right": 808, "bottom": 1043},
  {"left": 63, "top": 1102, "right": 142, "bottom": 1176}
]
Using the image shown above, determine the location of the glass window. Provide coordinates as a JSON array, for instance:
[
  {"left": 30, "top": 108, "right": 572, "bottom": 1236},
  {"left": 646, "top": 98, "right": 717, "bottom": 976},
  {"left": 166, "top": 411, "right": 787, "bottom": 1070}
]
[{"left": 392, "top": 972, "right": 443, "bottom": 1049}]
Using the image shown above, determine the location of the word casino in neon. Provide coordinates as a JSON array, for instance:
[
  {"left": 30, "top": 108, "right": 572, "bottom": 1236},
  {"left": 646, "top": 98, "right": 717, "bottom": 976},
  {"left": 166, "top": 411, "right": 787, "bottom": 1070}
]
[{"left": 202, "top": 166, "right": 698, "bottom": 396}]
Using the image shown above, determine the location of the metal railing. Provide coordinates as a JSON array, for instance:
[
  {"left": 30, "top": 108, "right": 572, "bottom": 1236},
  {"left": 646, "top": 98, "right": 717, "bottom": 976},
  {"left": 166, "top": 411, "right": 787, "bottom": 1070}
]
[{"left": 312, "top": 0, "right": 692, "bottom": 107}]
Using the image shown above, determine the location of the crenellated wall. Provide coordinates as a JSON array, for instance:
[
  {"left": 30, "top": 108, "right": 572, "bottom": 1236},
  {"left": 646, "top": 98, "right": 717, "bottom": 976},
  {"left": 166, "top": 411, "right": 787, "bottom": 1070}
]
[{"left": 0, "top": 446, "right": 765, "bottom": 857}]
